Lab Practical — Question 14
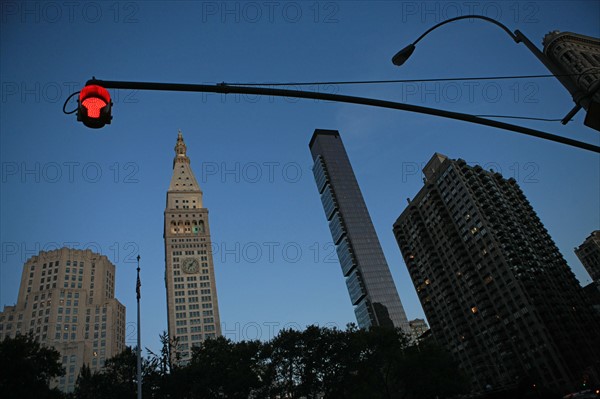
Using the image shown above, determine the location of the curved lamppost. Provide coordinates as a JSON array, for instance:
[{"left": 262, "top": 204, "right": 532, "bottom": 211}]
[{"left": 391, "top": 15, "right": 591, "bottom": 125}]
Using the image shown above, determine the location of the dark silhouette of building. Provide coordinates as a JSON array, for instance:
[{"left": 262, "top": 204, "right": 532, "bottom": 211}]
[
  {"left": 543, "top": 31, "right": 600, "bottom": 111},
  {"left": 309, "top": 129, "right": 408, "bottom": 331},
  {"left": 393, "top": 153, "right": 600, "bottom": 394},
  {"left": 583, "top": 281, "right": 600, "bottom": 317},
  {"left": 575, "top": 230, "right": 600, "bottom": 282},
  {"left": 543, "top": 31, "right": 600, "bottom": 129}
]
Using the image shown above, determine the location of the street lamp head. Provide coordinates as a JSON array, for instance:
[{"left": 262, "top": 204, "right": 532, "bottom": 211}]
[{"left": 392, "top": 44, "right": 416, "bottom": 66}]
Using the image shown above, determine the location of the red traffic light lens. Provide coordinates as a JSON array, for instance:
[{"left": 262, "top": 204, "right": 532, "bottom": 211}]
[
  {"left": 79, "top": 85, "right": 111, "bottom": 112},
  {"left": 78, "top": 84, "right": 112, "bottom": 128},
  {"left": 81, "top": 97, "right": 107, "bottom": 118}
]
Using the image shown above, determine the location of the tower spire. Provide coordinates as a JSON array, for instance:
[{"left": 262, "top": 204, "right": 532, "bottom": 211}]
[
  {"left": 174, "top": 129, "right": 189, "bottom": 168},
  {"left": 168, "top": 130, "right": 202, "bottom": 195}
]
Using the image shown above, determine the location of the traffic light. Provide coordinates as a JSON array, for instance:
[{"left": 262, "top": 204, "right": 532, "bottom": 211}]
[{"left": 77, "top": 84, "right": 112, "bottom": 128}]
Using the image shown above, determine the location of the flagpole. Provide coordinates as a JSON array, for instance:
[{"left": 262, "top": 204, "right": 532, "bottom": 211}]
[{"left": 136, "top": 254, "right": 142, "bottom": 399}]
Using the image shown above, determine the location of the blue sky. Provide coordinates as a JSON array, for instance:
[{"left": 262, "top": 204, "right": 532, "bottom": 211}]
[{"left": 1, "top": 1, "right": 599, "bottom": 355}]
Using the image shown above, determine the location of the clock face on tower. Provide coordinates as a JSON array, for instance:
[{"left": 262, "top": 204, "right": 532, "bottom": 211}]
[{"left": 181, "top": 257, "right": 200, "bottom": 274}]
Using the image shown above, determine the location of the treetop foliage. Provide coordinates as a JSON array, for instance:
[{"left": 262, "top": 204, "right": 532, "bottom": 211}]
[{"left": 74, "top": 324, "right": 468, "bottom": 399}]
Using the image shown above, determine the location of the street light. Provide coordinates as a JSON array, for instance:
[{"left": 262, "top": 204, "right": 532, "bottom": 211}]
[
  {"left": 391, "top": 15, "right": 591, "bottom": 126},
  {"left": 391, "top": 44, "right": 415, "bottom": 67},
  {"left": 392, "top": 15, "right": 519, "bottom": 66}
]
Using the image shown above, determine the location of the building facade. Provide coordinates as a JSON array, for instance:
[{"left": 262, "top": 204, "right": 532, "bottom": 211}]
[
  {"left": 393, "top": 153, "right": 600, "bottom": 394},
  {"left": 543, "top": 31, "right": 600, "bottom": 111},
  {"left": 0, "top": 247, "right": 126, "bottom": 393},
  {"left": 575, "top": 230, "right": 600, "bottom": 282},
  {"left": 407, "top": 318, "right": 429, "bottom": 344},
  {"left": 583, "top": 281, "right": 600, "bottom": 317},
  {"left": 309, "top": 129, "right": 409, "bottom": 331},
  {"left": 164, "top": 131, "right": 221, "bottom": 364}
]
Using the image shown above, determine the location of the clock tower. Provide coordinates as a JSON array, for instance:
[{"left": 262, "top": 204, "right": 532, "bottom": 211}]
[{"left": 164, "top": 130, "right": 221, "bottom": 364}]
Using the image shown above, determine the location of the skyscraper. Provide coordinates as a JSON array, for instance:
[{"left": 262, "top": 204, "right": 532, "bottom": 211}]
[
  {"left": 309, "top": 129, "right": 408, "bottom": 330},
  {"left": 575, "top": 230, "right": 600, "bottom": 282},
  {"left": 393, "top": 153, "right": 600, "bottom": 393},
  {"left": 163, "top": 131, "right": 221, "bottom": 364},
  {"left": 0, "top": 247, "right": 126, "bottom": 393}
]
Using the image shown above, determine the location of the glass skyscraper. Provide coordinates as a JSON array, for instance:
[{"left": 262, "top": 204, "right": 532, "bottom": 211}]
[{"left": 309, "top": 129, "right": 408, "bottom": 330}]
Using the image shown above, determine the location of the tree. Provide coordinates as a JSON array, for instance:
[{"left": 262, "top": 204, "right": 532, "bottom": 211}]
[
  {"left": 338, "top": 325, "right": 411, "bottom": 399},
  {"left": 74, "top": 346, "right": 160, "bottom": 399},
  {"left": 72, "top": 327, "right": 469, "bottom": 398},
  {"left": 144, "top": 331, "right": 175, "bottom": 398},
  {"left": 269, "top": 328, "right": 304, "bottom": 398},
  {"left": 0, "top": 334, "right": 65, "bottom": 399},
  {"left": 265, "top": 324, "right": 468, "bottom": 399},
  {"left": 73, "top": 364, "right": 105, "bottom": 399},
  {"left": 73, "top": 347, "right": 136, "bottom": 399},
  {"left": 399, "top": 341, "right": 470, "bottom": 399},
  {"left": 179, "top": 336, "right": 267, "bottom": 398}
]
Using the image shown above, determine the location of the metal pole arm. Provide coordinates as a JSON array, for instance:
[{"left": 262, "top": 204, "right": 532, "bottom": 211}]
[
  {"left": 409, "top": 16, "right": 582, "bottom": 101},
  {"left": 411, "top": 15, "right": 519, "bottom": 45},
  {"left": 398, "top": 15, "right": 589, "bottom": 123},
  {"left": 83, "top": 78, "right": 599, "bottom": 153}
]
